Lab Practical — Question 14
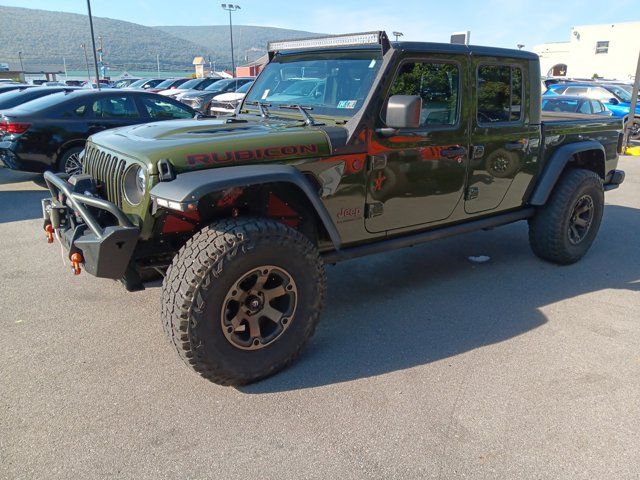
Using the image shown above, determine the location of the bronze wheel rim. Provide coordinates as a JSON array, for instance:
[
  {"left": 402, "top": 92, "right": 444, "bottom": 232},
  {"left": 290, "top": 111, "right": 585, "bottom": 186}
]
[
  {"left": 221, "top": 265, "right": 298, "bottom": 350},
  {"left": 568, "top": 194, "right": 594, "bottom": 245}
]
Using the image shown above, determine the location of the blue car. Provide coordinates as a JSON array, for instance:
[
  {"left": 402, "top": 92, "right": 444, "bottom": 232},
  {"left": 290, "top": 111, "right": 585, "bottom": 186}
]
[{"left": 544, "top": 82, "right": 639, "bottom": 139}]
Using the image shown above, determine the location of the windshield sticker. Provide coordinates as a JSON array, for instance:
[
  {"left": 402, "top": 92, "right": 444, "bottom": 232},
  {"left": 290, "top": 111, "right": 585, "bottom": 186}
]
[
  {"left": 368, "top": 59, "right": 377, "bottom": 68},
  {"left": 261, "top": 89, "right": 270, "bottom": 99},
  {"left": 337, "top": 100, "right": 357, "bottom": 109}
]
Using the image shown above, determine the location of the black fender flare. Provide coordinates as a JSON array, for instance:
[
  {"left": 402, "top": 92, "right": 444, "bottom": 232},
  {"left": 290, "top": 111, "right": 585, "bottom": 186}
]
[
  {"left": 150, "top": 164, "right": 342, "bottom": 249},
  {"left": 528, "top": 141, "right": 605, "bottom": 206}
]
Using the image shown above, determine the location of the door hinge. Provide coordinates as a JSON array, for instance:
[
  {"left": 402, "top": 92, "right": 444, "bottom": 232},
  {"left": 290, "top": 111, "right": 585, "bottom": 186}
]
[
  {"left": 366, "top": 202, "right": 384, "bottom": 218},
  {"left": 465, "top": 186, "right": 479, "bottom": 200},
  {"left": 367, "top": 155, "right": 387, "bottom": 171}
]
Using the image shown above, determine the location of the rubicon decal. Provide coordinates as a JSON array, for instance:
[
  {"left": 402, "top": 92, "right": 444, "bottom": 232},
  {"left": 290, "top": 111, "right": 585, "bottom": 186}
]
[{"left": 186, "top": 144, "right": 319, "bottom": 166}]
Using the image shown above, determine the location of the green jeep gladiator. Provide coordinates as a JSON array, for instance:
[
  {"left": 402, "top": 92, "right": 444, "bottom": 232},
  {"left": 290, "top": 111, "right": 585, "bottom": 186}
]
[{"left": 42, "top": 32, "right": 625, "bottom": 385}]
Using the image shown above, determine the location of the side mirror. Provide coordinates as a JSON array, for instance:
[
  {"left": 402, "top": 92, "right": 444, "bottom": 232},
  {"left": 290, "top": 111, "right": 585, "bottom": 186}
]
[
  {"left": 608, "top": 97, "right": 619, "bottom": 105},
  {"left": 385, "top": 95, "right": 422, "bottom": 129}
]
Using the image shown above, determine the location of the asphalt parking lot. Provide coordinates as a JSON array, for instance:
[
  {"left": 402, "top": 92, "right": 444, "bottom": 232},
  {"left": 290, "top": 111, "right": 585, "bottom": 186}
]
[{"left": 1, "top": 157, "right": 639, "bottom": 479}]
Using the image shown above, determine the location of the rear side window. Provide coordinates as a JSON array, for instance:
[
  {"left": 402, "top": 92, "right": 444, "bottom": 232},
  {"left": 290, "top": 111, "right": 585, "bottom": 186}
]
[
  {"left": 91, "top": 96, "right": 139, "bottom": 119},
  {"left": 477, "top": 65, "right": 523, "bottom": 123},
  {"left": 388, "top": 61, "right": 460, "bottom": 127},
  {"left": 564, "top": 86, "right": 588, "bottom": 96},
  {"left": 59, "top": 101, "right": 90, "bottom": 118},
  {"left": 578, "top": 101, "right": 591, "bottom": 114}
]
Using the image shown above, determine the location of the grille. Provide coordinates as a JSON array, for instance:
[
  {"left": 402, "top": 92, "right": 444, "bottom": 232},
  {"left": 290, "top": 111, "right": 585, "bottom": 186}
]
[{"left": 82, "top": 145, "right": 127, "bottom": 207}]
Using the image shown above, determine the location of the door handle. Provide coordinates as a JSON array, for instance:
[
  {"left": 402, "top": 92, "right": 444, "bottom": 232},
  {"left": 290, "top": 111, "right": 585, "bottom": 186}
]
[{"left": 440, "top": 146, "right": 467, "bottom": 159}]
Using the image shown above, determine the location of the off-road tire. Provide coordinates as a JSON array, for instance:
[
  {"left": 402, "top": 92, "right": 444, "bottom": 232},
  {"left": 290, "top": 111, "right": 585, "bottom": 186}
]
[
  {"left": 528, "top": 168, "right": 604, "bottom": 264},
  {"left": 162, "top": 217, "right": 326, "bottom": 386}
]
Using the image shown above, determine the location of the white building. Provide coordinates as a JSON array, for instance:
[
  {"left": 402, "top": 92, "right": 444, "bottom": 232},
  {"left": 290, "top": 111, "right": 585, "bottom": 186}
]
[{"left": 533, "top": 22, "right": 640, "bottom": 81}]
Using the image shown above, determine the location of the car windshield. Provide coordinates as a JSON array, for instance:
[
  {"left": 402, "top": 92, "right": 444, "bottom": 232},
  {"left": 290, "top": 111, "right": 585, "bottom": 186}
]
[
  {"left": 606, "top": 85, "right": 632, "bottom": 102},
  {"left": 127, "top": 79, "right": 147, "bottom": 88},
  {"left": 243, "top": 50, "right": 383, "bottom": 118},
  {"left": 156, "top": 78, "right": 181, "bottom": 89},
  {"left": 203, "top": 79, "right": 229, "bottom": 91},
  {"left": 179, "top": 78, "right": 204, "bottom": 89},
  {"left": 237, "top": 81, "right": 253, "bottom": 93}
]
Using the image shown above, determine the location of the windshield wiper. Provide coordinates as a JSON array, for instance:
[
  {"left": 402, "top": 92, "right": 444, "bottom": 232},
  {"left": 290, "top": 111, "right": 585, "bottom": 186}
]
[
  {"left": 278, "top": 104, "right": 323, "bottom": 126},
  {"left": 245, "top": 100, "right": 271, "bottom": 118}
]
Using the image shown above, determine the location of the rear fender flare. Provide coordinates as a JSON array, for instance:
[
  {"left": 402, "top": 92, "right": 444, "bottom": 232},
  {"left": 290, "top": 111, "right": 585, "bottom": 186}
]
[
  {"left": 150, "top": 164, "right": 342, "bottom": 249},
  {"left": 529, "top": 141, "right": 605, "bottom": 206}
]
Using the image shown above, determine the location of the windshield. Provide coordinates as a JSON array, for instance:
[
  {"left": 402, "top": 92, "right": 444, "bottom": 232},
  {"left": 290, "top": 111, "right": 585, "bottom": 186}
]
[
  {"left": 179, "top": 78, "right": 203, "bottom": 90},
  {"left": 606, "top": 85, "right": 632, "bottom": 102},
  {"left": 237, "top": 81, "right": 253, "bottom": 93},
  {"left": 243, "top": 50, "right": 382, "bottom": 118},
  {"left": 128, "top": 79, "right": 147, "bottom": 88},
  {"left": 156, "top": 78, "right": 182, "bottom": 89}
]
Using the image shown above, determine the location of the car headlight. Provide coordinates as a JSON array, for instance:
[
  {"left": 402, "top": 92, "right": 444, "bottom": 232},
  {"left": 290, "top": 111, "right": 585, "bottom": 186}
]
[{"left": 123, "top": 164, "right": 147, "bottom": 205}]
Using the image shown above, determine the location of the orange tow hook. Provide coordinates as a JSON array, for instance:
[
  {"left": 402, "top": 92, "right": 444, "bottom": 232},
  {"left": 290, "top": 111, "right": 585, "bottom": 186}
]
[
  {"left": 70, "top": 252, "right": 83, "bottom": 275},
  {"left": 45, "top": 224, "right": 54, "bottom": 243}
]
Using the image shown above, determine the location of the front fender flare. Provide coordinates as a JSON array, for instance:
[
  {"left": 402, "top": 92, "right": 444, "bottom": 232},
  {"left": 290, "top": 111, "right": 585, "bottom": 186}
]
[
  {"left": 150, "top": 164, "right": 342, "bottom": 249},
  {"left": 529, "top": 141, "right": 605, "bottom": 206}
]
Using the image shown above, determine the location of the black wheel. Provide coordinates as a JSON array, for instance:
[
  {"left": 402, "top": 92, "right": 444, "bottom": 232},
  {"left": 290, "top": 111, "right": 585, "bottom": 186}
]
[
  {"left": 529, "top": 168, "right": 604, "bottom": 265},
  {"left": 628, "top": 117, "right": 640, "bottom": 141},
  {"left": 57, "top": 147, "right": 84, "bottom": 175},
  {"left": 162, "top": 217, "right": 326, "bottom": 386}
]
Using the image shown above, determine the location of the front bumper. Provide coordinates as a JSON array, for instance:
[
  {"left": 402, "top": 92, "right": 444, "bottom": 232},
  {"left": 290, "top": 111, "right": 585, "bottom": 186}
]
[{"left": 42, "top": 171, "right": 140, "bottom": 279}]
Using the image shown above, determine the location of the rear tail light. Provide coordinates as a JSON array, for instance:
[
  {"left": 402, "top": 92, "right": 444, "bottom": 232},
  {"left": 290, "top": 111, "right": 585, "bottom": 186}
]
[{"left": 0, "top": 121, "right": 31, "bottom": 134}]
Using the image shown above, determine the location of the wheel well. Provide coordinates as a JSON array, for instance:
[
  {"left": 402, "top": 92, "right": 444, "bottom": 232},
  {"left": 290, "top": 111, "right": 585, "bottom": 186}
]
[
  {"left": 569, "top": 150, "right": 605, "bottom": 179},
  {"left": 195, "top": 181, "right": 331, "bottom": 246}
]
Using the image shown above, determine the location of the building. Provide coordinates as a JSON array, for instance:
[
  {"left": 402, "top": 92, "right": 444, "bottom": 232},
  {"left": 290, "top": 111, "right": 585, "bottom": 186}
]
[
  {"left": 236, "top": 54, "right": 268, "bottom": 78},
  {"left": 193, "top": 56, "right": 205, "bottom": 78},
  {"left": 533, "top": 22, "right": 640, "bottom": 81}
]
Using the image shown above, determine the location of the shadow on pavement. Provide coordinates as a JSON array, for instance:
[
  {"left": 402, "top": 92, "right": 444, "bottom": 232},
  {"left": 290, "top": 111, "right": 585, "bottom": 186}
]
[
  {"left": 0, "top": 166, "right": 42, "bottom": 186},
  {"left": 243, "top": 204, "right": 640, "bottom": 394},
  {"left": 0, "top": 189, "right": 50, "bottom": 223}
]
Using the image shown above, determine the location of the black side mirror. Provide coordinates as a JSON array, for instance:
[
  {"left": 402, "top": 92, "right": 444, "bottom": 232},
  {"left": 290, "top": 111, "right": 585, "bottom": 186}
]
[
  {"left": 608, "top": 97, "right": 619, "bottom": 105},
  {"left": 385, "top": 95, "right": 422, "bottom": 129}
]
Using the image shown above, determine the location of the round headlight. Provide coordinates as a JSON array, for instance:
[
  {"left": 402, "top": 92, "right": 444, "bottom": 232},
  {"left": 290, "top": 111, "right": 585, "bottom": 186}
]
[{"left": 123, "top": 165, "right": 147, "bottom": 205}]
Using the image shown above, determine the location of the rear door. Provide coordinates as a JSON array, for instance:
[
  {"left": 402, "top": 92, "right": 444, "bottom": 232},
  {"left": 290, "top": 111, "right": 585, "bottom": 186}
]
[
  {"left": 365, "top": 54, "right": 470, "bottom": 232},
  {"left": 465, "top": 59, "right": 539, "bottom": 214}
]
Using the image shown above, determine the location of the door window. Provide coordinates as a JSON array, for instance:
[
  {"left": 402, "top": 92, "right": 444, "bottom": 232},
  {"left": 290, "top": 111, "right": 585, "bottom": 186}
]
[
  {"left": 140, "top": 97, "right": 194, "bottom": 119},
  {"left": 387, "top": 61, "right": 460, "bottom": 127},
  {"left": 590, "top": 100, "right": 605, "bottom": 113},
  {"left": 91, "top": 96, "right": 139, "bottom": 119},
  {"left": 477, "top": 65, "right": 523, "bottom": 123},
  {"left": 578, "top": 100, "right": 591, "bottom": 114}
]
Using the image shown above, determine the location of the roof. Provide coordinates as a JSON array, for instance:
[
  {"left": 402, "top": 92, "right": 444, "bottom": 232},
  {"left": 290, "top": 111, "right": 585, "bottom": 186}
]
[
  {"left": 192, "top": 57, "right": 205, "bottom": 65},
  {"left": 394, "top": 41, "right": 539, "bottom": 60}
]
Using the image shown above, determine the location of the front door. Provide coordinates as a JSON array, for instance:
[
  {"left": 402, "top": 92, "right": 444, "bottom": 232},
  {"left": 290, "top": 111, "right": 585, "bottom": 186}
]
[{"left": 365, "top": 55, "right": 469, "bottom": 233}]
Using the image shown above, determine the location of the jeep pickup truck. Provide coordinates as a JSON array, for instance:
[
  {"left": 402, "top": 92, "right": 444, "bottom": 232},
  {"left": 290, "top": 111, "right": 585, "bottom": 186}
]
[{"left": 41, "top": 32, "right": 625, "bottom": 385}]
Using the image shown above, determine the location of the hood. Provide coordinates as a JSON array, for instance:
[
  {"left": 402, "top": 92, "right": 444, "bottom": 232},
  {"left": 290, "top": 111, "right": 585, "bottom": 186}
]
[
  {"left": 213, "top": 92, "right": 245, "bottom": 102},
  {"left": 88, "top": 118, "right": 334, "bottom": 175},
  {"left": 180, "top": 90, "right": 212, "bottom": 100}
]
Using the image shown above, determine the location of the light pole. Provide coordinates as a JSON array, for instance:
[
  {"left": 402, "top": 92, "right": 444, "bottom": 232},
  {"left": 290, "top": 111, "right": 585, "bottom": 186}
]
[
  {"left": 392, "top": 31, "right": 404, "bottom": 42},
  {"left": 81, "top": 43, "right": 91, "bottom": 82},
  {"left": 86, "top": 0, "right": 101, "bottom": 89},
  {"left": 18, "top": 51, "right": 24, "bottom": 72},
  {"left": 221, "top": 4, "right": 241, "bottom": 77}
]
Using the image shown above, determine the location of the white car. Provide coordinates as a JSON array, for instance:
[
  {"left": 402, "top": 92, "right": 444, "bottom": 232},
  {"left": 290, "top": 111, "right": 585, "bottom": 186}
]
[{"left": 209, "top": 81, "right": 253, "bottom": 115}]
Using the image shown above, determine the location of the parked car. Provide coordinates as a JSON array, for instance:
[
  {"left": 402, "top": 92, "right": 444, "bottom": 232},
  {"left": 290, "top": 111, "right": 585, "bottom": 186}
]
[
  {"left": 208, "top": 80, "right": 254, "bottom": 115},
  {"left": 180, "top": 78, "right": 254, "bottom": 112},
  {"left": 541, "top": 95, "right": 612, "bottom": 116},
  {"left": 0, "top": 86, "right": 80, "bottom": 110},
  {"left": 64, "top": 80, "right": 85, "bottom": 87},
  {"left": 147, "top": 77, "right": 191, "bottom": 93},
  {"left": 112, "top": 78, "right": 141, "bottom": 89},
  {"left": 158, "top": 77, "right": 221, "bottom": 99},
  {"left": 125, "top": 78, "right": 166, "bottom": 90},
  {"left": 0, "top": 90, "right": 196, "bottom": 174},
  {"left": 544, "top": 82, "right": 640, "bottom": 139}
]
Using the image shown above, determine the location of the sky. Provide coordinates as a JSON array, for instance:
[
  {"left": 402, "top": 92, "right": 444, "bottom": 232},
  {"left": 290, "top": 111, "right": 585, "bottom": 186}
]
[{"left": 1, "top": 0, "right": 638, "bottom": 49}]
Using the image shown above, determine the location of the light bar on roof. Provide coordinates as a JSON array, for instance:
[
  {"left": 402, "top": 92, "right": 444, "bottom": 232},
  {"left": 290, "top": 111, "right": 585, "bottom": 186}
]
[{"left": 268, "top": 31, "right": 385, "bottom": 53}]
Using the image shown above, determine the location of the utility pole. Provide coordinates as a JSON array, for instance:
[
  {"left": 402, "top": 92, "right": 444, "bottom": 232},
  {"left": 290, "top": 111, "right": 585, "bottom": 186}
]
[
  {"left": 18, "top": 51, "right": 24, "bottom": 72},
  {"left": 86, "top": 0, "right": 101, "bottom": 89},
  {"left": 63, "top": 57, "right": 68, "bottom": 79},
  {"left": 623, "top": 50, "right": 640, "bottom": 150},
  {"left": 81, "top": 44, "right": 91, "bottom": 82},
  {"left": 157, "top": 53, "right": 160, "bottom": 74},
  {"left": 221, "top": 4, "right": 241, "bottom": 77}
]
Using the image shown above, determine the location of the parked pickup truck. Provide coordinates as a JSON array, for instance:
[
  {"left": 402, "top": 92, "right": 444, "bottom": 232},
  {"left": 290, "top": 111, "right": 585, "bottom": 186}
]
[{"left": 41, "top": 32, "right": 625, "bottom": 386}]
